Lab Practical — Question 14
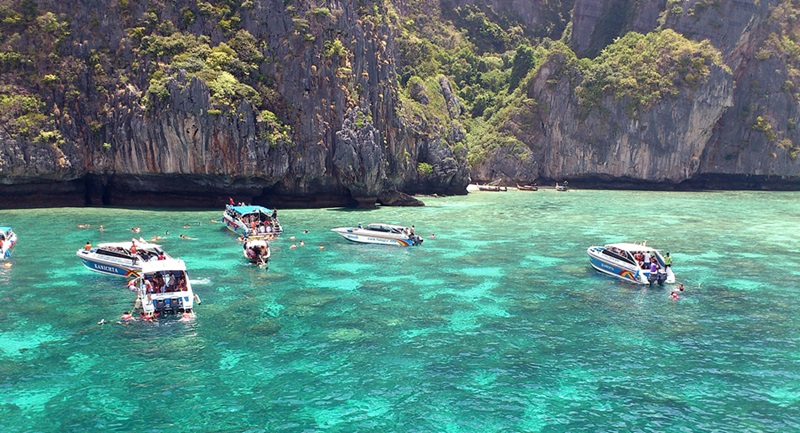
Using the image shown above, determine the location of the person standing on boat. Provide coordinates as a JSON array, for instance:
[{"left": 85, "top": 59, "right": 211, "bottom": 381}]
[
  {"left": 643, "top": 251, "right": 651, "bottom": 267},
  {"left": 663, "top": 252, "right": 673, "bottom": 269}
]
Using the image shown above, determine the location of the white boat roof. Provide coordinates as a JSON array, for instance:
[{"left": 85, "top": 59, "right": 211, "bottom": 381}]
[
  {"left": 604, "top": 242, "right": 661, "bottom": 253},
  {"left": 97, "top": 240, "right": 163, "bottom": 250},
  {"left": 140, "top": 258, "right": 187, "bottom": 274}
]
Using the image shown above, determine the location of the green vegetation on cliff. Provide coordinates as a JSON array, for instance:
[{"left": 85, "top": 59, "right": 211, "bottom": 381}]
[{"left": 578, "top": 29, "right": 725, "bottom": 116}]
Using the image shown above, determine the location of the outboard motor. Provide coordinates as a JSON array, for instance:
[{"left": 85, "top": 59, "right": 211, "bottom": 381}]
[{"left": 657, "top": 272, "right": 667, "bottom": 286}]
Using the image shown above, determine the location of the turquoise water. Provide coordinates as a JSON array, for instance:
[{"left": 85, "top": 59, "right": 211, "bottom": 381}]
[{"left": 1, "top": 190, "right": 799, "bottom": 432}]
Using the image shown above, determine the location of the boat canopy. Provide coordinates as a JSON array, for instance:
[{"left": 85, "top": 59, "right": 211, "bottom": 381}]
[
  {"left": 140, "top": 258, "right": 187, "bottom": 275},
  {"left": 604, "top": 242, "right": 661, "bottom": 253},
  {"left": 365, "top": 223, "right": 407, "bottom": 233},
  {"left": 227, "top": 204, "right": 273, "bottom": 215}
]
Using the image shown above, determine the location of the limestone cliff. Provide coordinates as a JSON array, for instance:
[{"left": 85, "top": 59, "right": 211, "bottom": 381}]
[
  {"left": 472, "top": 0, "right": 800, "bottom": 189},
  {"left": 0, "top": 0, "right": 469, "bottom": 208},
  {"left": 2, "top": 0, "right": 800, "bottom": 210}
]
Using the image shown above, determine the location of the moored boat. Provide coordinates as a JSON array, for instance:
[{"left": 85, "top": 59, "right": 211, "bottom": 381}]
[
  {"left": 478, "top": 184, "right": 508, "bottom": 192},
  {"left": 0, "top": 227, "right": 17, "bottom": 260},
  {"left": 517, "top": 184, "right": 538, "bottom": 191},
  {"left": 223, "top": 204, "right": 282, "bottom": 237},
  {"left": 77, "top": 239, "right": 170, "bottom": 278},
  {"left": 587, "top": 242, "right": 675, "bottom": 285},
  {"left": 331, "top": 223, "right": 424, "bottom": 247},
  {"left": 131, "top": 258, "right": 197, "bottom": 318},
  {"left": 243, "top": 236, "right": 270, "bottom": 265}
]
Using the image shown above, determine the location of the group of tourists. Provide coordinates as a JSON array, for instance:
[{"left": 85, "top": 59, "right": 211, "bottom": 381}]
[
  {"left": 632, "top": 251, "right": 673, "bottom": 272},
  {"left": 141, "top": 271, "right": 189, "bottom": 294}
]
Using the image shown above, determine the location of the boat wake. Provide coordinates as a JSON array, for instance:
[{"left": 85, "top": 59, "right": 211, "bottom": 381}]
[{"left": 190, "top": 277, "right": 212, "bottom": 285}]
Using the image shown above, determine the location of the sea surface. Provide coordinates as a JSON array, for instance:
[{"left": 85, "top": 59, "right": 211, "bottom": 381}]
[{"left": 1, "top": 189, "right": 799, "bottom": 432}]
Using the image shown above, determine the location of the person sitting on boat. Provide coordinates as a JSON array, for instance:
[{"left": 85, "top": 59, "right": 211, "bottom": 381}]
[
  {"left": 153, "top": 273, "right": 165, "bottom": 293},
  {"left": 84, "top": 241, "right": 92, "bottom": 251},
  {"left": 144, "top": 278, "right": 154, "bottom": 294}
]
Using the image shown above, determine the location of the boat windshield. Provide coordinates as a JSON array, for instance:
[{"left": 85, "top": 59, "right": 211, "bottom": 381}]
[{"left": 601, "top": 247, "right": 636, "bottom": 265}]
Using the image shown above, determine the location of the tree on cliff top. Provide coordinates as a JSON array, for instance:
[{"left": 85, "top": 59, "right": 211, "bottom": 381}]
[{"left": 577, "top": 29, "right": 727, "bottom": 117}]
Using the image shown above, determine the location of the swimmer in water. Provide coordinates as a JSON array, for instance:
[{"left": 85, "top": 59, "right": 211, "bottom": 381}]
[
  {"left": 179, "top": 309, "right": 195, "bottom": 322},
  {"left": 118, "top": 311, "right": 135, "bottom": 323}
]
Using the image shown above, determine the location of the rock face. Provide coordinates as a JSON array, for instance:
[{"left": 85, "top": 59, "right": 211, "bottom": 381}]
[
  {"left": 0, "top": 0, "right": 470, "bottom": 208},
  {"left": 473, "top": 0, "right": 800, "bottom": 189},
  {"left": 471, "top": 48, "right": 734, "bottom": 186},
  {"left": 2, "top": 0, "right": 800, "bottom": 209}
]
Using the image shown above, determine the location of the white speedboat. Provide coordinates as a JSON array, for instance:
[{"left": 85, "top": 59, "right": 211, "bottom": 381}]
[
  {"left": 243, "top": 236, "right": 270, "bottom": 265},
  {"left": 331, "top": 223, "right": 424, "bottom": 247},
  {"left": 587, "top": 242, "right": 675, "bottom": 285},
  {"left": 222, "top": 204, "right": 282, "bottom": 237},
  {"left": 131, "top": 258, "right": 197, "bottom": 317},
  {"left": 76, "top": 239, "right": 171, "bottom": 278},
  {"left": 0, "top": 226, "right": 17, "bottom": 260}
]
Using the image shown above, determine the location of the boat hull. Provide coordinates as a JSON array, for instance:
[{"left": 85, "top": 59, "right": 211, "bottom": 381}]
[
  {"left": 587, "top": 246, "right": 675, "bottom": 285},
  {"left": 332, "top": 228, "right": 418, "bottom": 247},
  {"left": 77, "top": 251, "right": 141, "bottom": 278}
]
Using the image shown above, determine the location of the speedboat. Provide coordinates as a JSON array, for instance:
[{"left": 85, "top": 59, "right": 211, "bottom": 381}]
[
  {"left": 555, "top": 183, "right": 569, "bottom": 191},
  {"left": 130, "top": 258, "right": 197, "bottom": 317},
  {"left": 0, "top": 227, "right": 17, "bottom": 260},
  {"left": 331, "top": 223, "right": 424, "bottom": 247},
  {"left": 587, "top": 242, "right": 675, "bottom": 285},
  {"left": 243, "top": 236, "right": 270, "bottom": 265},
  {"left": 223, "top": 204, "right": 283, "bottom": 237},
  {"left": 76, "top": 239, "right": 171, "bottom": 278}
]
